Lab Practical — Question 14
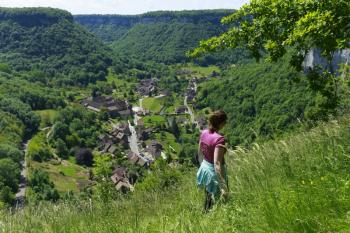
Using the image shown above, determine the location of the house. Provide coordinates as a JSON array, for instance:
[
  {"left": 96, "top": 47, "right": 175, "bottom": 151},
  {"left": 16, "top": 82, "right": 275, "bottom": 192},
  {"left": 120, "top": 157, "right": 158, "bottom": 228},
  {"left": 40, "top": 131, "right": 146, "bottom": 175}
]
[
  {"left": 114, "top": 123, "right": 131, "bottom": 136},
  {"left": 108, "top": 145, "right": 118, "bottom": 154},
  {"left": 81, "top": 96, "right": 132, "bottom": 118},
  {"left": 137, "top": 157, "right": 148, "bottom": 167},
  {"left": 127, "top": 151, "right": 140, "bottom": 165},
  {"left": 197, "top": 116, "right": 207, "bottom": 130},
  {"left": 144, "top": 140, "right": 163, "bottom": 159},
  {"left": 137, "top": 79, "right": 156, "bottom": 96},
  {"left": 160, "top": 89, "right": 171, "bottom": 97},
  {"left": 176, "top": 117, "right": 188, "bottom": 125},
  {"left": 175, "top": 106, "right": 188, "bottom": 114},
  {"left": 186, "top": 89, "right": 196, "bottom": 103},
  {"left": 137, "top": 119, "right": 144, "bottom": 127},
  {"left": 111, "top": 166, "right": 127, "bottom": 184},
  {"left": 115, "top": 181, "right": 131, "bottom": 193},
  {"left": 102, "top": 143, "right": 112, "bottom": 153},
  {"left": 110, "top": 167, "right": 133, "bottom": 193},
  {"left": 136, "top": 127, "right": 153, "bottom": 141}
]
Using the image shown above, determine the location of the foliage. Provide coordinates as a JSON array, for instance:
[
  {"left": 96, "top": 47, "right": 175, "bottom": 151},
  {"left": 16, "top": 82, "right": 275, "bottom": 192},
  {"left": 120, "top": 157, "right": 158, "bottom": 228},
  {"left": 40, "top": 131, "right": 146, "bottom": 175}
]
[
  {"left": 28, "top": 169, "right": 59, "bottom": 202},
  {"left": 27, "top": 132, "right": 52, "bottom": 162},
  {"left": 190, "top": 0, "right": 350, "bottom": 67},
  {"left": 76, "top": 11, "right": 250, "bottom": 66},
  {"left": 0, "top": 95, "right": 40, "bottom": 136},
  {"left": 0, "top": 158, "right": 20, "bottom": 193},
  {"left": 190, "top": 0, "right": 350, "bottom": 106},
  {"left": 0, "top": 143, "right": 23, "bottom": 164},
  {"left": 135, "top": 159, "right": 182, "bottom": 192},
  {"left": 50, "top": 107, "right": 101, "bottom": 149},
  {"left": 75, "top": 148, "right": 94, "bottom": 167},
  {"left": 196, "top": 57, "right": 320, "bottom": 147},
  {"left": 0, "top": 7, "right": 112, "bottom": 86}
]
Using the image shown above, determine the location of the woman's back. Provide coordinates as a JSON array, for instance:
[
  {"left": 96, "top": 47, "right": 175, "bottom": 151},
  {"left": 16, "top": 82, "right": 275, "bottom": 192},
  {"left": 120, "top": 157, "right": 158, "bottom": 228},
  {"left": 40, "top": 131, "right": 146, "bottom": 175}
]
[{"left": 200, "top": 129, "right": 225, "bottom": 164}]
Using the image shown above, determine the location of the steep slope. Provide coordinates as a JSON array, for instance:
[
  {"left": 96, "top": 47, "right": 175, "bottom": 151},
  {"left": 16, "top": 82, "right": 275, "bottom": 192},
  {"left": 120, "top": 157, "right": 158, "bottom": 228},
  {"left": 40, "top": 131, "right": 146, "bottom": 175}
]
[
  {"left": 2, "top": 117, "right": 350, "bottom": 232},
  {"left": 75, "top": 10, "right": 249, "bottom": 65},
  {"left": 196, "top": 57, "right": 322, "bottom": 147},
  {"left": 0, "top": 7, "right": 112, "bottom": 85}
]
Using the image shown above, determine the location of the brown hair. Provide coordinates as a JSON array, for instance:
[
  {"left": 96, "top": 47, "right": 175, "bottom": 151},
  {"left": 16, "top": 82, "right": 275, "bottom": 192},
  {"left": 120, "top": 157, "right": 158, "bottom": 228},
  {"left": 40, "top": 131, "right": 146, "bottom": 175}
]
[{"left": 208, "top": 110, "right": 227, "bottom": 133}]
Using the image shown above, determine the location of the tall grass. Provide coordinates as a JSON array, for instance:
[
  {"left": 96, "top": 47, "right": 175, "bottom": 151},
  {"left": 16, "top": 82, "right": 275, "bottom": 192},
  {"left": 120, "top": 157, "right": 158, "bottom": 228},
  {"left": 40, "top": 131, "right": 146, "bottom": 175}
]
[{"left": 1, "top": 118, "right": 350, "bottom": 232}]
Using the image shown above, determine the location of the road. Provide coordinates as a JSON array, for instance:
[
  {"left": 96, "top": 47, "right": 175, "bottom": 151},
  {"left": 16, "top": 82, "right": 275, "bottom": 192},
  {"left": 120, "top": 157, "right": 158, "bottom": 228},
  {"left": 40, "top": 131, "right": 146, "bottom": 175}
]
[
  {"left": 184, "top": 80, "right": 199, "bottom": 127},
  {"left": 128, "top": 119, "right": 140, "bottom": 156},
  {"left": 184, "top": 96, "right": 196, "bottom": 126},
  {"left": 15, "top": 140, "right": 29, "bottom": 208}
]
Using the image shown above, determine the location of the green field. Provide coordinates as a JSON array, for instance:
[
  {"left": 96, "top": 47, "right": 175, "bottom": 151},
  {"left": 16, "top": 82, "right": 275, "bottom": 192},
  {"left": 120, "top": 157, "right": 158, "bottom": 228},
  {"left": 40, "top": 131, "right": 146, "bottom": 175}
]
[
  {"left": 142, "top": 96, "right": 167, "bottom": 113},
  {"left": 176, "top": 64, "right": 221, "bottom": 79},
  {"left": 143, "top": 115, "right": 167, "bottom": 128},
  {"left": 34, "top": 109, "right": 59, "bottom": 128},
  {"left": 30, "top": 159, "right": 89, "bottom": 193},
  {"left": 27, "top": 133, "right": 89, "bottom": 194}
]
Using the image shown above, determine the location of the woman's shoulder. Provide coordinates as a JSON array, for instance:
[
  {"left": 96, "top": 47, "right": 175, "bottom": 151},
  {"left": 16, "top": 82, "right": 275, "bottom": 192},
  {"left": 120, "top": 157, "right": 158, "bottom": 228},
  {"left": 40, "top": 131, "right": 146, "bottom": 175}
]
[{"left": 213, "top": 132, "right": 225, "bottom": 144}]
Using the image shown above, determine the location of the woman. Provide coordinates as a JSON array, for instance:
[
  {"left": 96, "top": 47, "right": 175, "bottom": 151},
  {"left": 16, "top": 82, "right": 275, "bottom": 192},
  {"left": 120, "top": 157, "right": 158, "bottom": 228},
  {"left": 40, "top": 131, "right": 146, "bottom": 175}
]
[{"left": 197, "top": 110, "right": 228, "bottom": 212}]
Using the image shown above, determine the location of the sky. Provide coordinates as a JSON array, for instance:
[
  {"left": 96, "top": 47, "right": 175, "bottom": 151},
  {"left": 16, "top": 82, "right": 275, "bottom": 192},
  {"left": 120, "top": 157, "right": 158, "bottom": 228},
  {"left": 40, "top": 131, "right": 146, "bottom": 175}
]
[{"left": 0, "top": 0, "right": 250, "bottom": 15}]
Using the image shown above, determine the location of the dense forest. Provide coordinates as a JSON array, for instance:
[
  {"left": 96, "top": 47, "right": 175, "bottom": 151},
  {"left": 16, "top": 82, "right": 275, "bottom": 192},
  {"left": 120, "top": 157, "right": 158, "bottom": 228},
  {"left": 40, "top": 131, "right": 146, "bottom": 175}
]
[
  {"left": 196, "top": 58, "right": 319, "bottom": 147},
  {"left": 75, "top": 11, "right": 250, "bottom": 65},
  {"left": 0, "top": 7, "right": 112, "bottom": 86}
]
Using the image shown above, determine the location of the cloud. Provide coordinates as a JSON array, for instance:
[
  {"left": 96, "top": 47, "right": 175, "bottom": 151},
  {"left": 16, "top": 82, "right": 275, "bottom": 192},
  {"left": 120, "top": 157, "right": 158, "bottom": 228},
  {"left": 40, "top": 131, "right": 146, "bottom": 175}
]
[{"left": 0, "top": 0, "right": 250, "bottom": 14}]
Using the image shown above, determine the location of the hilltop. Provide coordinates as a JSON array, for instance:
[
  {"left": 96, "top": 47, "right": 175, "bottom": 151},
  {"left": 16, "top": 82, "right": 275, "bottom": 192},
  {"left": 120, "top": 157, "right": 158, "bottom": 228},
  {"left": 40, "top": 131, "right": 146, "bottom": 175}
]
[{"left": 0, "top": 7, "right": 112, "bottom": 85}]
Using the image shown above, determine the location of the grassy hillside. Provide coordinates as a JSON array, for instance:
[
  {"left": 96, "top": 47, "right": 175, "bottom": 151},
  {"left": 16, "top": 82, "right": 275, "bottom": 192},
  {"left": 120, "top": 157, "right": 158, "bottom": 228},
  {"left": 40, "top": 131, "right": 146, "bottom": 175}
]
[
  {"left": 2, "top": 116, "right": 350, "bottom": 232},
  {"left": 75, "top": 10, "right": 249, "bottom": 65},
  {"left": 0, "top": 7, "right": 112, "bottom": 85}
]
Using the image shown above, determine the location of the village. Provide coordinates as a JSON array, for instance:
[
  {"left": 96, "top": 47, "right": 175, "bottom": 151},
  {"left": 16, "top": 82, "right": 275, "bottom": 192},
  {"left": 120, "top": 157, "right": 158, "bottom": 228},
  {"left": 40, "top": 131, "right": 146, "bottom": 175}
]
[{"left": 79, "top": 70, "right": 214, "bottom": 193}]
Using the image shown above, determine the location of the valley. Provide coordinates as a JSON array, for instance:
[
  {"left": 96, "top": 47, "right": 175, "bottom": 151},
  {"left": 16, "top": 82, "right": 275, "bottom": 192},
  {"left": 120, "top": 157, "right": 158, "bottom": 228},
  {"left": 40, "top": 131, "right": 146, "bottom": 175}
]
[{"left": 0, "top": 3, "right": 349, "bottom": 232}]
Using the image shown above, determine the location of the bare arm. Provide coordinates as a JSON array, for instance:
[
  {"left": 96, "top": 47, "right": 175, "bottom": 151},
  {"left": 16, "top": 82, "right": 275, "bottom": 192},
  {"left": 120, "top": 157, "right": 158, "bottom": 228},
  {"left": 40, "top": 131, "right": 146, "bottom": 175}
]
[
  {"left": 197, "top": 141, "right": 203, "bottom": 164},
  {"left": 214, "top": 146, "right": 228, "bottom": 192}
]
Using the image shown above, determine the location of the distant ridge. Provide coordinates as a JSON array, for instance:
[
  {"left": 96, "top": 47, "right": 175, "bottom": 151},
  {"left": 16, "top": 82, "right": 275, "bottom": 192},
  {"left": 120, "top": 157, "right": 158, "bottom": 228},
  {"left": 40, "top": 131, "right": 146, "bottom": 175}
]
[{"left": 75, "top": 9, "right": 246, "bottom": 65}]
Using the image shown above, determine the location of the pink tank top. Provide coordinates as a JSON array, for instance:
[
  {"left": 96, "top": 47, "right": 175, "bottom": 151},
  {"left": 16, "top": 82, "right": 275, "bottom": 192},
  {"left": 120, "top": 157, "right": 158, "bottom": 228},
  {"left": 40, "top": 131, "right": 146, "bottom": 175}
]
[{"left": 199, "top": 129, "right": 226, "bottom": 164}]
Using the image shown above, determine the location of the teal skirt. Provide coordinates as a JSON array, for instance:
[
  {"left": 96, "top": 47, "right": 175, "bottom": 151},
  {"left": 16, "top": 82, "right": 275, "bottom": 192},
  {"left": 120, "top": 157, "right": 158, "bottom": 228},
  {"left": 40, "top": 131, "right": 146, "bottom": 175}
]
[{"left": 196, "top": 160, "right": 228, "bottom": 197}]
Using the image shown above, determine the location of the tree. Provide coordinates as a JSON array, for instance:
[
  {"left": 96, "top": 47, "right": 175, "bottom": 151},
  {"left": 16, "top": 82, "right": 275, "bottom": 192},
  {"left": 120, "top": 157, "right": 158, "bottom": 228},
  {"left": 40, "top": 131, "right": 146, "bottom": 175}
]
[
  {"left": 31, "top": 148, "right": 52, "bottom": 162},
  {"left": 0, "top": 144, "right": 23, "bottom": 163},
  {"left": 56, "top": 139, "right": 69, "bottom": 159},
  {"left": 0, "top": 158, "right": 20, "bottom": 192},
  {"left": 75, "top": 148, "right": 94, "bottom": 167},
  {"left": 0, "top": 185, "right": 14, "bottom": 205},
  {"left": 190, "top": 0, "right": 350, "bottom": 106},
  {"left": 50, "top": 121, "right": 69, "bottom": 141},
  {"left": 28, "top": 169, "right": 59, "bottom": 202},
  {"left": 167, "top": 116, "right": 180, "bottom": 139}
]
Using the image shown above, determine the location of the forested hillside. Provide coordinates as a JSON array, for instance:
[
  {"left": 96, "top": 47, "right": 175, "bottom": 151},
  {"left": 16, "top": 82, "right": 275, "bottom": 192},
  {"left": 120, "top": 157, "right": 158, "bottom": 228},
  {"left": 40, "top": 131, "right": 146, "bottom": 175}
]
[
  {"left": 75, "top": 11, "right": 249, "bottom": 65},
  {"left": 0, "top": 7, "right": 112, "bottom": 85},
  {"left": 196, "top": 57, "right": 324, "bottom": 147}
]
